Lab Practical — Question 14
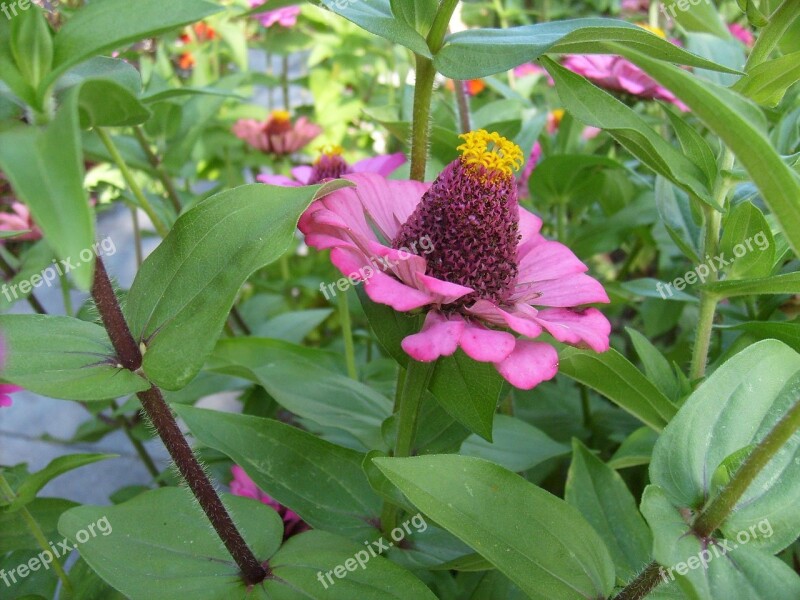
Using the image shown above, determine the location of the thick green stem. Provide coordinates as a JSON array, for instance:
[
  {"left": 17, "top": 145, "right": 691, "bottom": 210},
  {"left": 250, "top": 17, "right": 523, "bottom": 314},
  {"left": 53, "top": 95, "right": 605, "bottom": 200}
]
[
  {"left": 0, "top": 474, "right": 74, "bottom": 595},
  {"left": 409, "top": 0, "right": 460, "bottom": 181},
  {"left": 338, "top": 290, "right": 358, "bottom": 380},
  {"left": 96, "top": 128, "right": 169, "bottom": 238},
  {"left": 745, "top": 0, "right": 800, "bottom": 72}
]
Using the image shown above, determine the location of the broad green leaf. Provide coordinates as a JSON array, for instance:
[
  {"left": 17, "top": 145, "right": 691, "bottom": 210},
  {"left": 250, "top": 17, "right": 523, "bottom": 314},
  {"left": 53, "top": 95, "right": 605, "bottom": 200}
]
[
  {"left": 734, "top": 52, "right": 800, "bottom": 107},
  {"left": 663, "top": 108, "right": 718, "bottom": 188},
  {"left": 0, "top": 15, "right": 36, "bottom": 106},
  {"left": 613, "top": 45, "right": 800, "bottom": 257},
  {"left": 626, "top": 327, "right": 681, "bottom": 400},
  {"left": 0, "top": 92, "right": 94, "bottom": 289},
  {"left": 642, "top": 485, "right": 800, "bottom": 599},
  {"left": 4, "top": 454, "right": 115, "bottom": 512},
  {"left": 558, "top": 347, "right": 677, "bottom": 430},
  {"left": 703, "top": 271, "right": 800, "bottom": 298},
  {"left": 124, "top": 180, "right": 351, "bottom": 390},
  {"left": 686, "top": 33, "right": 745, "bottom": 87},
  {"left": 390, "top": 0, "right": 437, "bottom": 37},
  {"left": 318, "top": 0, "right": 431, "bottom": 57},
  {"left": 210, "top": 337, "right": 344, "bottom": 378},
  {"left": 251, "top": 308, "right": 333, "bottom": 342},
  {"left": 661, "top": 0, "right": 730, "bottom": 37},
  {"left": 650, "top": 341, "right": 800, "bottom": 552},
  {"left": 566, "top": 440, "right": 652, "bottom": 582},
  {"left": 459, "top": 414, "right": 568, "bottom": 472},
  {"left": 174, "top": 405, "right": 381, "bottom": 540},
  {"left": 620, "top": 278, "right": 699, "bottom": 303},
  {"left": 655, "top": 176, "right": 703, "bottom": 264},
  {"left": 71, "top": 79, "right": 150, "bottom": 127},
  {"left": 0, "top": 498, "right": 78, "bottom": 554},
  {"left": 608, "top": 426, "right": 659, "bottom": 469},
  {"left": 723, "top": 321, "right": 800, "bottom": 352},
  {"left": 374, "top": 455, "right": 616, "bottom": 600},
  {"left": 719, "top": 202, "right": 775, "bottom": 279},
  {"left": 58, "top": 487, "right": 283, "bottom": 600},
  {"left": 55, "top": 56, "right": 142, "bottom": 95},
  {"left": 48, "top": 0, "right": 221, "bottom": 86},
  {"left": 356, "top": 286, "right": 419, "bottom": 366},
  {"left": 435, "top": 19, "right": 738, "bottom": 79},
  {"left": 543, "top": 58, "right": 716, "bottom": 207},
  {"left": 0, "top": 314, "right": 149, "bottom": 401},
  {"left": 9, "top": 3, "right": 52, "bottom": 91},
  {"left": 529, "top": 155, "right": 625, "bottom": 205}
]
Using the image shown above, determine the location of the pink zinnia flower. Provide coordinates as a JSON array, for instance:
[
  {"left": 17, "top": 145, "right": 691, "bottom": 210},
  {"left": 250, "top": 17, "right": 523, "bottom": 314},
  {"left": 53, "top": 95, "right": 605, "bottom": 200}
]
[
  {"left": 621, "top": 0, "right": 649, "bottom": 12},
  {"left": 0, "top": 336, "right": 22, "bottom": 408},
  {"left": 299, "top": 130, "right": 611, "bottom": 390},
  {"left": 230, "top": 465, "right": 308, "bottom": 539},
  {"left": 0, "top": 202, "right": 42, "bottom": 242},
  {"left": 729, "top": 23, "right": 754, "bottom": 47},
  {"left": 562, "top": 54, "right": 688, "bottom": 111},
  {"left": 248, "top": 0, "right": 300, "bottom": 28},
  {"left": 257, "top": 145, "right": 406, "bottom": 187},
  {"left": 517, "top": 141, "right": 543, "bottom": 198},
  {"left": 513, "top": 63, "right": 555, "bottom": 85},
  {"left": 232, "top": 110, "right": 321, "bottom": 156}
]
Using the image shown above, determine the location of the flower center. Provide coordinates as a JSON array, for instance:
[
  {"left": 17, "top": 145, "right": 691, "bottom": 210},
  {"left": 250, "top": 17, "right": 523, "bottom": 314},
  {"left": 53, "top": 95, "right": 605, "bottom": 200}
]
[
  {"left": 309, "top": 145, "right": 351, "bottom": 183},
  {"left": 263, "top": 110, "right": 292, "bottom": 136},
  {"left": 394, "top": 130, "right": 523, "bottom": 307}
]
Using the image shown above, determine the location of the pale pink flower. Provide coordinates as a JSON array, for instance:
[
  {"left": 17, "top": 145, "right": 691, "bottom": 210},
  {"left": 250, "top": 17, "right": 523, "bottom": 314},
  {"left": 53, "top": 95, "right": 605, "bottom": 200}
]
[
  {"left": 0, "top": 336, "right": 22, "bottom": 408},
  {"left": 517, "top": 141, "right": 543, "bottom": 198},
  {"left": 257, "top": 146, "right": 406, "bottom": 187},
  {"left": 621, "top": 0, "right": 649, "bottom": 12},
  {"left": 232, "top": 110, "right": 321, "bottom": 156},
  {"left": 729, "top": 23, "right": 754, "bottom": 47},
  {"left": 0, "top": 202, "right": 42, "bottom": 242},
  {"left": 230, "top": 465, "right": 308, "bottom": 539},
  {"left": 299, "top": 130, "right": 610, "bottom": 390},
  {"left": 562, "top": 54, "right": 688, "bottom": 111},
  {"left": 513, "top": 63, "right": 554, "bottom": 85},
  {"left": 249, "top": 0, "right": 300, "bottom": 28}
]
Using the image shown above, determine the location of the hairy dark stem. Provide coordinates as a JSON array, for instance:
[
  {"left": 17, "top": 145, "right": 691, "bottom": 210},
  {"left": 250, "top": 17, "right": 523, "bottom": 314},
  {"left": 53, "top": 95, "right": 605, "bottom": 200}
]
[{"left": 91, "top": 256, "right": 267, "bottom": 584}]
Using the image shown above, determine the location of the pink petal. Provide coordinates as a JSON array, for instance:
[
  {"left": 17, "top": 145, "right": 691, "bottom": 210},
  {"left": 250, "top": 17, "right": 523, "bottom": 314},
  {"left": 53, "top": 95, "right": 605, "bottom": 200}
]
[
  {"left": 256, "top": 173, "right": 301, "bottom": 187},
  {"left": 0, "top": 395, "right": 12, "bottom": 407},
  {"left": 494, "top": 340, "right": 559, "bottom": 390},
  {"left": 517, "top": 207, "right": 543, "bottom": 246},
  {"left": 467, "top": 300, "right": 543, "bottom": 339},
  {"left": 416, "top": 273, "right": 474, "bottom": 305},
  {"left": 516, "top": 237, "right": 588, "bottom": 289},
  {"left": 290, "top": 165, "right": 314, "bottom": 184},
  {"left": 522, "top": 273, "right": 610, "bottom": 307},
  {"left": 459, "top": 322, "right": 516, "bottom": 362},
  {"left": 352, "top": 153, "right": 406, "bottom": 177},
  {"left": 401, "top": 312, "right": 464, "bottom": 362},
  {"left": 534, "top": 307, "right": 611, "bottom": 352},
  {"left": 344, "top": 173, "right": 428, "bottom": 241},
  {"left": 364, "top": 270, "right": 434, "bottom": 311}
]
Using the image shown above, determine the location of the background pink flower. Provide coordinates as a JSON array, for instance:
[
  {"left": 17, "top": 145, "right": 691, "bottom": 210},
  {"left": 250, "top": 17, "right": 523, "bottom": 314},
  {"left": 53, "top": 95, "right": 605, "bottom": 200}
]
[
  {"left": 230, "top": 465, "right": 308, "bottom": 539},
  {"left": 249, "top": 1, "right": 300, "bottom": 28},
  {"left": 0, "top": 202, "right": 42, "bottom": 242},
  {"left": 0, "top": 336, "right": 22, "bottom": 408},
  {"left": 257, "top": 148, "right": 406, "bottom": 186},
  {"left": 232, "top": 110, "right": 321, "bottom": 155},
  {"left": 729, "top": 23, "right": 755, "bottom": 47}
]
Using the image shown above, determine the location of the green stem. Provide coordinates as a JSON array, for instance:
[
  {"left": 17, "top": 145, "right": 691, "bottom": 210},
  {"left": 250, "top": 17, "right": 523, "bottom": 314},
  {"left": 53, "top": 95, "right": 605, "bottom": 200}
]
[
  {"left": 409, "top": 0, "right": 460, "bottom": 181},
  {"left": 454, "top": 80, "right": 472, "bottom": 133},
  {"left": 132, "top": 126, "right": 182, "bottom": 214},
  {"left": 688, "top": 149, "right": 734, "bottom": 381},
  {"left": 338, "top": 290, "right": 358, "bottom": 380},
  {"left": 96, "top": 128, "right": 169, "bottom": 238},
  {"left": 0, "top": 474, "right": 74, "bottom": 596},
  {"left": 131, "top": 206, "right": 143, "bottom": 268},
  {"left": 394, "top": 360, "right": 435, "bottom": 459},
  {"left": 281, "top": 55, "right": 290, "bottom": 110},
  {"left": 745, "top": 0, "right": 800, "bottom": 72},
  {"left": 59, "top": 270, "right": 73, "bottom": 317}
]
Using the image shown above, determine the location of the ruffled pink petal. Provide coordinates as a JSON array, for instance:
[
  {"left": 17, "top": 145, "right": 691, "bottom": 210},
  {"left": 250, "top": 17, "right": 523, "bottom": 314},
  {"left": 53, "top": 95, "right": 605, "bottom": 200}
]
[
  {"left": 516, "top": 237, "right": 588, "bottom": 288},
  {"left": 494, "top": 340, "right": 559, "bottom": 390},
  {"left": 401, "top": 312, "right": 464, "bottom": 362},
  {"left": 521, "top": 273, "right": 610, "bottom": 307},
  {"left": 345, "top": 173, "right": 428, "bottom": 241},
  {"left": 290, "top": 165, "right": 314, "bottom": 184},
  {"left": 352, "top": 153, "right": 406, "bottom": 177},
  {"left": 416, "top": 273, "right": 474, "bottom": 304},
  {"left": 518, "top": 207, "right": 543, "bottom": 246},
  {"left": 534, "top": 307, "right": 610, "bottom": 352},
  {"left": 364, "top": 270, "right": 435, "bottom": 311},
  {"left": 459, "top": 322, "right": 516, "bottom": 363},
  {"left": 467, "top": 300, "right": 543, "bottom": 339},
  {"left": 256, "top": 173, "right": 301, "bottom": 187}
]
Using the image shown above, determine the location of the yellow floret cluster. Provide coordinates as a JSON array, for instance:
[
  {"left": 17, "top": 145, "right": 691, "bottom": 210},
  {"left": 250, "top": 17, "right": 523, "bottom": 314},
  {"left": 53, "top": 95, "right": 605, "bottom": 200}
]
[{"left": 457, "top": 129, "right": 523, "bottom": 177}]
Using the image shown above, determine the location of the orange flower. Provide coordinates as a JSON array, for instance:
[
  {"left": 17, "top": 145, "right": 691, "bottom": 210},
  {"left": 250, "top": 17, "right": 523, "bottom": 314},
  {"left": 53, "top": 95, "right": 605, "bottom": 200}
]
[
  {"left": 178, "top": 52, "right": 195, "bottom": 70},
  {"left": 445, "top": 79, "right": 485, "bottom": 96},
  {"left": 194, "top": 22, "right": 216, "bottom": 41}
]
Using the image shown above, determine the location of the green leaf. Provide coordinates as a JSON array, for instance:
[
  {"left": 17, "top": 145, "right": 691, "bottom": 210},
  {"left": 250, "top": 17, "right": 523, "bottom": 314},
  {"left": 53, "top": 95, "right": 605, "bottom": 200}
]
[
  {"left": 48, "top": 0, "right": 221, "bottom": 86},
  {"left": 723, "top": 321, "right": 800, "bottom": 352},
  {"left": 558, "top": 347, "right": 677, "bottom": 431},
  {"left": 734, "top": 52, "right": 800, "bottom": 107},
  {"left": 318, "top": 0, "right": 431, "bottom": 57},
  {"left": 642, "top": 485, "right": 800, "bottom": 599},
  {"left": 608, "top": 426, "right": 660, "bottom": 469},
  {"left": 661, "top": 0, "right": 730, "bottom": 37},
  {"left": 174, "top": 405, "right": 381, "bottom": 540},
  {"left": 390, "top": 0, "right": 436, "bottom": 37},
  {"left": 719, "top": 202, "right": 775, "bottom": 279},
  {"left": 435, "top": 18, "right": 738, "bottom": 79},
  {"left": 374, "top": 455, "right": 616, "bottom": 600},
  {"left": 0, "top": 498, "right": 78, "bottom": 554},
  {"left": 124, "top": 180, "right": 352, "bottom": 391},
  {"left": 566, "top": 439, "right": 652, "bottom": 582},
  {"left": 650, "top": 340, "right": 800, "bottom": 552},
  {"left": 543, "top": 58, "right": 716, "bottom": 207},
  {"left": 3, "top": 454, "right": 115, "bottom": 512},
  {"left": 612, "top": 45, "right": 800, "bottom": 257},
  {"left": 626, "top": 327, "right": 681, "bottom": 400},
  {"left": 0, "top": 95, "right": 94, "bottom": 290},
  {"left": 58, "top": 487, "right": 283, "bottom": 600},
  {"left": 356, "top": 286, "right": 419, "bottom": 366},
  {"left": 9, "top": 4, "right": 52, "bottom": 91},
  {"left": 71, "top": 79, "right": 151, "bottom": 127},
  {"left": 459, "top": 414, "right": 568, "bottom": 472},
  {"left": 703, "top": 272, "right": 800, "bottom": 298},
  {"left": 664, "top": 108, "right": 718, "bottom": 188},
  {"left": 0, "top": 314, "right": 150, "bottom": 401},
  {"left": 655, "top": 176, "right": 703, "bottom": 264},
  {"left": 529, "top": 155, "right": 626, "bottom": 205},
  {"left": 428, "top": 350, "right": 505, "bottom": 442}
]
